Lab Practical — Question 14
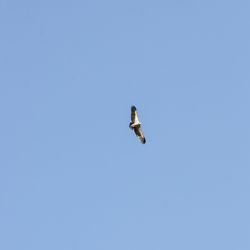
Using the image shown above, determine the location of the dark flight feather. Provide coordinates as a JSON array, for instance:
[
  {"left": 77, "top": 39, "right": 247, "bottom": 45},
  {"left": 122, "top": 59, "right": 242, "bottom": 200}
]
[{"left": 134, "top": 127, "right": 146, "bottom": 144}]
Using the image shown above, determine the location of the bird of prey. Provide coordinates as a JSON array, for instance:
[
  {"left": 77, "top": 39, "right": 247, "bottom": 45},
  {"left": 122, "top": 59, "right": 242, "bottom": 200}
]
[{"left": 129, "top": 105, "right": 146, "bottom": 144}]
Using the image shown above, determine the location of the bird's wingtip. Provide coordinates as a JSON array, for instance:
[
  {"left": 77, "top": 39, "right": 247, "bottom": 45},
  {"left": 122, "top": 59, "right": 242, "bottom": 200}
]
[{"left": 131, "top": 105, "right": 136, "bottom": 111}]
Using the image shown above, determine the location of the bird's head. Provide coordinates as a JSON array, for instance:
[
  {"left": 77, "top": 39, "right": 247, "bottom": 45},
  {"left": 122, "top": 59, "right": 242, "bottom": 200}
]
[{"left": 129, "top": 122, "right": 133, "bottom": 129}]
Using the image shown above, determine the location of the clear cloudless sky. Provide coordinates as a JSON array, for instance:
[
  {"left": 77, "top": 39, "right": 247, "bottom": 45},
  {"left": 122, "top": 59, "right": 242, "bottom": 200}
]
[{"left": 0, "top": 1, "right": 249, "bottom": 249}]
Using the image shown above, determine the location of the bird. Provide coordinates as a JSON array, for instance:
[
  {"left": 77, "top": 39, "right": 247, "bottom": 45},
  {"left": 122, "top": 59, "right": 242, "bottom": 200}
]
[{"left": 129, "top": 105, "right": 146, "bottom": 144}]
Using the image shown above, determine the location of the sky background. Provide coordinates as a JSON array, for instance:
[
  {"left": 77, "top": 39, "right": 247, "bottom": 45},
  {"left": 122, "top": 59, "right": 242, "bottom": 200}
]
[{"left": 0, "top": 1, "right": 249, "bottom": 249}]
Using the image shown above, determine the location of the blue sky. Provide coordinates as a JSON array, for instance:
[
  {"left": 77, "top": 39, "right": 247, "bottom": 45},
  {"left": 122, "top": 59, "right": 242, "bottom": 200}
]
[{"left": 0, "top": 1, "right": 249, "bottom": 249}]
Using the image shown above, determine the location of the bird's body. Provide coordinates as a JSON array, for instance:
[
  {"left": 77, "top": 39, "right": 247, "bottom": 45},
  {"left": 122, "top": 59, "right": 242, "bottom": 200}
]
[{"left": 129, "top": 106, "right": 146, "bottom": 144}]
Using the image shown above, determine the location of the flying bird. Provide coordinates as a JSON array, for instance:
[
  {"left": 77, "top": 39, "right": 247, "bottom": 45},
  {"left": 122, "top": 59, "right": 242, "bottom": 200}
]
[{"left": 129, "top": 105, "right": 146, "bottom": 144}]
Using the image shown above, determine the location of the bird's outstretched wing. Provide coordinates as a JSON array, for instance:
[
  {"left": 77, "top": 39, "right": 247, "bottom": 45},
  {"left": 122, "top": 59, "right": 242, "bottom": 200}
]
[
  {"left": 131, "top": 106, "right": 139, "bottom": 123},
  {"left": 134, "top": 127, "right": 146, "bottom": 144}
]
